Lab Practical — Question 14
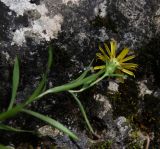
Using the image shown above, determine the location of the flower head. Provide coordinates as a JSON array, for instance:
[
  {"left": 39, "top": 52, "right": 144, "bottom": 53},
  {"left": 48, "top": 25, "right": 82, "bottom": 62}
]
[{"left": 94, "top": 40, "right": 138, "bottom": 77}]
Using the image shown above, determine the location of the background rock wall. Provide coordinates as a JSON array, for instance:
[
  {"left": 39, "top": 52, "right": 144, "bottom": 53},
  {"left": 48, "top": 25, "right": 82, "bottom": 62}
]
[{"left": 0, "top": 0, "right": 160, "bottom": 148}]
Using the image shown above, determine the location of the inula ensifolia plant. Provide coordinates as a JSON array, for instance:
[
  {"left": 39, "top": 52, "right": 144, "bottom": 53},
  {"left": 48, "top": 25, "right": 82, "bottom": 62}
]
[{"left": 0, "top": 40, "right": 137, "bottom": 147}]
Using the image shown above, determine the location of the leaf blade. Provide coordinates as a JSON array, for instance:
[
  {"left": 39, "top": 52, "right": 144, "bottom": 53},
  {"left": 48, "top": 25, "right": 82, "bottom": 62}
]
[
  {"left": 47, "top": 45, "right": 53, "bottom": 72},
  {"left": 25, "top": 75, "right": 46, "bottom": 105},
  {"left": 0, "top": 104, "right": 24, "bottom": 121},
  {"left": 69, "top": 92, "right": 94, "bottom": 133},
  {"left": 0, "top": 124, "right": 33, "bottom": 133},
  {"left": 8, "top": 57, "right": 19, "bottom": 111},
  {"left": 0, "top": 144, "right": 9, "bottom": 149},
  {"left": 22, "top": 109, "right": 79, "bottom": 140}
]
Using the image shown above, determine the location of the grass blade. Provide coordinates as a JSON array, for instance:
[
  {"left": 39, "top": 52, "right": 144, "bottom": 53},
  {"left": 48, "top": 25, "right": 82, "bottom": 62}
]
[
  {"left": 8, "top": 57, "right": 19, "bottom": 111},
  {"left": 42, "top": 45, "right": 53, "bottom": 92},
  {"left": 47, "top": 45, "right": 53, "bottom": 72},
  {"left": 0, "top": 124, "right": 33, "bottom": 133},
  {"left": 0, "top": 104, "right": 24, "bottom": 121},
  {"left": 70, "top": 60, "right": 93, "bottom": 84},
  {"left": 25, "top": 75, "right": 46, "bottom": 105},
  {"left": 69, "top": 92, "right": 94, "bottom": 133},
  {"left": 26, "top": 46, "right": 53, "bottom": 104},
  {"left": 22, "top": 109, "right": 79, "bottom": 140},
  {"left": 26, "top": 69, "right": 105, "bottom": 104},
  {"left": 0, "top": 144, "right": 9, "bottom": 149},
  {"left": 70, "top": 68, "right": 90, "bottom": 84}
]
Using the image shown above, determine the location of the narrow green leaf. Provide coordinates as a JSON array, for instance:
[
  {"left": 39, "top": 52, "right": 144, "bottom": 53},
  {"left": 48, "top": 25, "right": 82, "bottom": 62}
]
[
  {"left": 0, "top": 124, "right": 33, "bottom": 133},
  {"left": 0, "top": 104, "right": 24, "bottom": 121},
  {"left": 25, "top": 75, "right": 46, "bottom": 105},
  {"left": 70, "top": 60, "right": 94, "bottom": 84},
  {"left": 69, "top": 92, "right": 94, "bottom": 133},
  {"left": 8, "top": 57, "right": 19, "bottom": 111},
  {"left": 22, "top": 109, "right": 79, "bottom": 140},
  {"left": 0, "top": 144, "right": 9, "bottom": 149},
  {"left": 70, "top": 68, "right": 90, "bottom": 84},
  {"left": 26, "top": 69, "right": 105, "bottom": 104},
  {"left": 109, "top": 73, "right": 126, "bottom": 78},
  {"left": 25, "top": 46, "right": 53, "bottom": 105},
  {"left": 42, "top": 45, "right": 53, "bottom": 92},
  {"left": 47, "top": 45, "right": 53, "bottom": 72}
]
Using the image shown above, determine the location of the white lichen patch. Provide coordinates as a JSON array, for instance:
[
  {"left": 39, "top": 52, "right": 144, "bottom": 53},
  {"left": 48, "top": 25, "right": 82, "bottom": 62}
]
[
  {"left": 62, "top": 0, "right": 81, "bottom": 5},
  {"left": 12, "top": 14, "right": 63, "bottom": 46},
  {"left": 137, "top": 80, "right": 152, "bottom": 98},
  {"left": 94, "top": 94, "right": 112, "bottom": 118},
  {"left": 77, "top": 32, "right": 87, "bottom": 45},
  {"left": 12, "top": 28, "right": 26, "bottom": 46},
  {"left": 1, "top": 51, "right": 10, "bottom": 61},
  {"left": 98, "top": 27, "right": 109, "bottom": 42},
  {"left": 1, "top": 0, "right": 47, "bottom": 17},
  {"left": 108, "top": 81, "right": 119, "bottom": 92},
  {"left": 153, "top": 88, "right": 160, "bottom": 99},
  {"left": 32, "top": 14, "right": 63, "bottom": 41},
  {"left": 0, "top": 0, "right": 36, "bottom": 16},
  {"left": 1, "top": 0, "right": 64, "bottom": 46},
  {"left": 38, "top": 125, "right": 62, "bottom": 138},
  {"left": 154, "top": 8, "right": 160, "bottom": 33},
  {"left": 94, "top": 0, "right": 107, "bottom": 18},
  {"left": 115, "top": 116, "right": 131, "bottom": 139}
]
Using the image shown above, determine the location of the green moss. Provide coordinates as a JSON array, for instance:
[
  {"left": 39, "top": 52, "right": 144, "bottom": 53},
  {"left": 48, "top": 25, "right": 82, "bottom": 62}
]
[
  {"left": 50, "top": 145, "right": 57, "bottom": 149},
  {"left": 127, "top": 143, "right": 143, "bottom": 149},
  {"left": 107, "top": 80, "right": 140, "bottom": 120},
  {"left": 127, "top": 130, "right": 144, "bottom": 149}
]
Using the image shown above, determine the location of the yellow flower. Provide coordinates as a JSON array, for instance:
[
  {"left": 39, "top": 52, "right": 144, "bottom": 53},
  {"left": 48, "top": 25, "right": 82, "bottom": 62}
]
[{"left": 94, "top": 40, "right": 138, "bottom": 76}]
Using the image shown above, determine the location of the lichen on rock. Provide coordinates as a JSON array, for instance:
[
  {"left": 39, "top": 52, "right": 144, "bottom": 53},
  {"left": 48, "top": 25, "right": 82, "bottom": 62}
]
[{"left": 1, "top": 0, "right": 64, "bottom": 46}]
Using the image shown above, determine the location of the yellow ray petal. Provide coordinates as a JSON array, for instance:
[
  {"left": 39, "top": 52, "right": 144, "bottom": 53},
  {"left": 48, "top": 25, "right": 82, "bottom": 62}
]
[
  {"left": 122, "top": 66, "right": 137, "bottom": 70},
  {"left": 121, "top": 63, "right": 138, "bottom": 68},
  {"left": 96, "top": 53, "right": 107, "bottom": 61},
  {"left": 104, "top": 43, "right": 111, "bottom": 57},
  {"left": 119, "top": 55, "right": 136, "bottom": 63},
  {"left": 99, "top": 46, "right": 109, "bottom": 59},
  {"left": 94, "top": 65, "right": 105, "bottom": 70},
  {"left": 110, "top": 40, "right": 117, "bottom": 58},
  {"left": 117, "top": 48, "right": 129, "bottom": 61},
  {"left": 121, "top": 68, "right": 135, "bottom": 77}
]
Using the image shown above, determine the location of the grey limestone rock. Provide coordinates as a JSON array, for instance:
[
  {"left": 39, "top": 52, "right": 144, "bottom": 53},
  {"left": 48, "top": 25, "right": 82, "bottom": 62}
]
[{"left": 0, "top": 0, "right": 160, "bottom": 148}]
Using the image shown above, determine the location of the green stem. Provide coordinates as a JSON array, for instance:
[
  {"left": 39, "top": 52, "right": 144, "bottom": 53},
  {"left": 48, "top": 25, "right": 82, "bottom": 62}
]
[
  {"left": 69, "top": 92, "right": 94, "bottom": 133},
  {"left": 69, "top": 74, "right": 107, "bottom": 93},
  {"left": 0, "top": 69, "right": 105, "bottom": 121},
  {"left": 28, "top": 69, "right": 105, "bottom": 104}
]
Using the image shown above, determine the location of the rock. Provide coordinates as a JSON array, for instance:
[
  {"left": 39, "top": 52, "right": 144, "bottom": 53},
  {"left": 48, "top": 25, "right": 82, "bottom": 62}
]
[
  {"left": 108, "top": 81, "right": 119, "bottom": 92},
  {"left": 108, "top": 0, "right": 157, "bottom": 49},
  {"left": 0, "top": 0, "right": 159, "bottom": 59},
  {"left": 0, "top": 0, "right": 159, "bottom": 86},
  {"left": 114, "top": 116, "right": 132, "bottom": 143},
  {"left": 38, "top": 125, "right": 89, "bottom": 149},
  {"left": 153, "top": 88, "right": 160, "bottom": 99},
  {"left": 0, "top": 0, "right": 160, "bottom": 148},
  {"left": 137, "top": 79, "right": 153, "bottom": 98},
  {"left": 0, "top": 0, "right": 159, "bottom": 100},
  {"left": 93, "top": 94, "right": 112, "bottom": 120},
  {"left": 6, "top": 146, "right": 15, "bottom": 149},
  {"left": 105, "top": 116, "right": 145, "bottom": 149},
  {"left": 90, "top": 93, "right": 115, "bottom": 134},
  {"left": 38, "top": 125, "right": 62, "bottom": 138},
  {"left": 91, "top": 93, "right": 145, "bottom": 148}
]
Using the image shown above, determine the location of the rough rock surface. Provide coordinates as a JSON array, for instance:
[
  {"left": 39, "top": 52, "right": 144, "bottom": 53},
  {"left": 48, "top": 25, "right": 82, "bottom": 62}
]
[
  {"left": 0, "top": 0, "right": 159, "bottom": 100},
  {"left": 0, "top": 0, "right": 159, "bottom": 59},
  {"left": 0, "top": 0, "right": 160, "bottom": 148}
]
